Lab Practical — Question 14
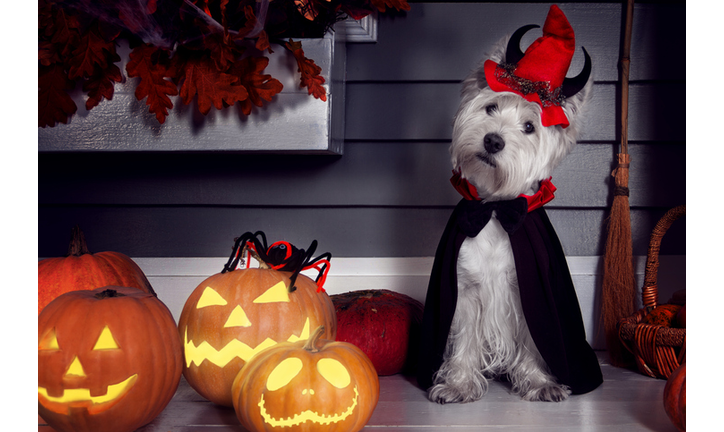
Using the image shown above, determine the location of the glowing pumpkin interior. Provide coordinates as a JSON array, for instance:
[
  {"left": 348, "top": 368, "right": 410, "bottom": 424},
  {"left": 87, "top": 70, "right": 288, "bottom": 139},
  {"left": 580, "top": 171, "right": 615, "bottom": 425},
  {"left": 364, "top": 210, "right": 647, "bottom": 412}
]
[
  {"left": 38, "top": 325, "right": 137, "bottom": 415},
  {"left": 259, "top": 356, "right": 359, "bottom": 427},
  {"left": 183, "top": 281, "right": 316, "bottom": 368}
]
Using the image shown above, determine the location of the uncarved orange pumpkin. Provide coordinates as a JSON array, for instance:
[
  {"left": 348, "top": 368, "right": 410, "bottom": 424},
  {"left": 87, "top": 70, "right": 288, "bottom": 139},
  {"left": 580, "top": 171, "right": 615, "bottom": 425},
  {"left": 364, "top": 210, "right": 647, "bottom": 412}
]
[
  {"left": 232, "top": 325, "right": 379, "bottom": 432},
  {"left": 664, "top": 362, "right": 686, "bottom": 431},
  {"left": 178, "top": 261, "right": 336, "bottom": 407},
  {"left": 38, "top": 226, "right": 155, "bottom": 314},
  {"left": 38, "top": 286, "right": 182, "bottom": 432}
]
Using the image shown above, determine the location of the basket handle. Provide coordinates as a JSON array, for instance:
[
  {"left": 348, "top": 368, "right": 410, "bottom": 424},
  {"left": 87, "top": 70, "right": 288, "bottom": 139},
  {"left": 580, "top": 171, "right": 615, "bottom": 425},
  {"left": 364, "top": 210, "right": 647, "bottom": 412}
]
[{"left": 641, "top": 205, "right": 685, "bottom": 309}]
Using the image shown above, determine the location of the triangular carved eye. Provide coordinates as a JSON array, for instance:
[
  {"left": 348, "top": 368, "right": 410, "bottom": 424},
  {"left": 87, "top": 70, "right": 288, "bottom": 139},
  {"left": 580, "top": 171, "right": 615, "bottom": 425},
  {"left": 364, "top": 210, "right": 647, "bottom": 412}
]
[
  {"left": 93, "top": 326, "right": 119, "bottom": 350},
  {"left": 253, "top": 282, "right": 290, "bottom": 304},
  {"left": 39, "top": 328, "right": 59, "bottom": 351},
  {"left": 197, "top": 287, "right": 228, "bottom": 309}
]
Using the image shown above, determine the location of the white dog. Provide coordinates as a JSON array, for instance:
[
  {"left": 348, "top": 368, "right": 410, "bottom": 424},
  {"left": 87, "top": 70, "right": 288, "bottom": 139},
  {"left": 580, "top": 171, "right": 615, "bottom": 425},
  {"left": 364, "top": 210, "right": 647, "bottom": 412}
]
[{"left": 418, "top": 5, "right": 602, "bottom": 404}]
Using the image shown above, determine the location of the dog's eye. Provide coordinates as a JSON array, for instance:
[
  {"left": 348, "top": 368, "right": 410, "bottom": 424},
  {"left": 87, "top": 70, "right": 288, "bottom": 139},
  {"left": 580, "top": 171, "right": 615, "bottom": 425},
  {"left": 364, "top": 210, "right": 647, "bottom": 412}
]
[
  {"left": 523, "top": 122, "right": 535, "bottom": 134},
  {"left": 485, "top": 104, "right": 497, "bottom": 115}
]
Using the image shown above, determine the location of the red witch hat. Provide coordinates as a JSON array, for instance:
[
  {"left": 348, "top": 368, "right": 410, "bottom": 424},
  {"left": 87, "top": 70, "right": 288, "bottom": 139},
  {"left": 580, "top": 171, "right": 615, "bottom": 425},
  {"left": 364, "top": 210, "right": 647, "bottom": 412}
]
[{"left": 483, "top": 5, "right": 591, "bottom": 128}]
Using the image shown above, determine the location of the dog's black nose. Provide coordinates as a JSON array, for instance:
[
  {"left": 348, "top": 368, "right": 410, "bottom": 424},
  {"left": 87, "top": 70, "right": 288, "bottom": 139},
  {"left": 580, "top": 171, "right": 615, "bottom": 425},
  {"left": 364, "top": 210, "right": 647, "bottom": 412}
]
[{"left": 484, "top": 133, "right": 505, "bottom": 154}]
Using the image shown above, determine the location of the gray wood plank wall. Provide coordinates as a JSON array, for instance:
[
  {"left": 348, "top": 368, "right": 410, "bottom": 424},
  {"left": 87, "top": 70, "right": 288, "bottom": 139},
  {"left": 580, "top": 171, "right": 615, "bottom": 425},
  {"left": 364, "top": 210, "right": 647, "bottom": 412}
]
[{"left": 38, "top": 1, "right": 686, "bottom": 259}]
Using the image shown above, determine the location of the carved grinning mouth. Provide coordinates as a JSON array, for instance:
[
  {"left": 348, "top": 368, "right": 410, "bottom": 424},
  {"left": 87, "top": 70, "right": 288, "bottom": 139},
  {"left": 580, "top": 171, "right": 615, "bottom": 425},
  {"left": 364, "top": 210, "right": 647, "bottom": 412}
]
[
  {"left": 259, "top": 386, "right": 359, "bottom": 427},
  {"left": 38, "top": 374, "right": 138, "bottom": 414},
  {"left": 476, "top": 153, "right": 497, "bottom": 168},
  {"left": 184, "top": 318, "right": 312, "bottom": 367}
]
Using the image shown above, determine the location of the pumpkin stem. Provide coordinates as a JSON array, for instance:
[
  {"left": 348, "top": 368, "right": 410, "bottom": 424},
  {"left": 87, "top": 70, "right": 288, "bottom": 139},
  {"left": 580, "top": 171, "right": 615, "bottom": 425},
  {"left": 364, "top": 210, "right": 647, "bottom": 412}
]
[
  {"left": 243, "top": 245, "right": 271, "bottom": 270},
  {"left": 303, "top": 326, "right": 326, "bottom": 353},
  {"left": 94, "top": 288, "right": 126, "bottom": 299},
  {"left": 222, "top": 232, "right": 271, "bottom": 273},
  {"left": 66, "top": 225, "right": 91, "bottom": 257}
]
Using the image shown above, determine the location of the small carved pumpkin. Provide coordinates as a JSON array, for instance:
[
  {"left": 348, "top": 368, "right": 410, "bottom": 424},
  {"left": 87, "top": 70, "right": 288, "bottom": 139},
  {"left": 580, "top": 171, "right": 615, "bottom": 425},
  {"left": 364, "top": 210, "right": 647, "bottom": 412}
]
[
  {"left": 38, "top": 226, "right": 155, "bottom": 314},
  {"left": 664, "top": 362, "right": 686, "bottom": 431},
  {"left": 38, "top": 286, "right": 182, "bottom": 432},
  {"left": 232, "top": 325, "right": 379, "bottom": 432},
  {"left": 178, "top": 232, "right": 336, "bottom": 406}
]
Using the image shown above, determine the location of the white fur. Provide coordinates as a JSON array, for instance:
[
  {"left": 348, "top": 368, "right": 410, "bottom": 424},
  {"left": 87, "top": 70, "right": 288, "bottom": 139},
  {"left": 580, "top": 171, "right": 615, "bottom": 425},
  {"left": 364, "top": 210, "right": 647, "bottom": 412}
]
[{"left": 427, "top": 35, "right": 593, "bottom": 404}]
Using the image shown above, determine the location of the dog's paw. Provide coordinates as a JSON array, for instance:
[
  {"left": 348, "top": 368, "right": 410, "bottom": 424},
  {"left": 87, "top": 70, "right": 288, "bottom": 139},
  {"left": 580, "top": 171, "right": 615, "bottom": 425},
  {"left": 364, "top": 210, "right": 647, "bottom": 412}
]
[
  {"left": 521, "top": 384, "right": 571, "bottom": 402},
  {"left": 427, "top": 381, "right": 487, "bottom": 404}
]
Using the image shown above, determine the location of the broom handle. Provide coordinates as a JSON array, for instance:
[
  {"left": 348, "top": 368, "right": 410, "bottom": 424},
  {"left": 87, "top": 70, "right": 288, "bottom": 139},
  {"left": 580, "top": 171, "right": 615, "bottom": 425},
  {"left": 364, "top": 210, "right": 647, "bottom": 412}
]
[{"left": 620, "top": 0, "right": 634, "bottom": 156}]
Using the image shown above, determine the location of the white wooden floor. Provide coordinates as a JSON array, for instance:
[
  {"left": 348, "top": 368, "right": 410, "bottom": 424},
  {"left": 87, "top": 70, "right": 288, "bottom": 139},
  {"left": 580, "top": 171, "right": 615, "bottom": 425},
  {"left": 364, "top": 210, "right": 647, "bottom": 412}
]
[{"left": 38, "top": 352, "right": 679, "bottom": 431}]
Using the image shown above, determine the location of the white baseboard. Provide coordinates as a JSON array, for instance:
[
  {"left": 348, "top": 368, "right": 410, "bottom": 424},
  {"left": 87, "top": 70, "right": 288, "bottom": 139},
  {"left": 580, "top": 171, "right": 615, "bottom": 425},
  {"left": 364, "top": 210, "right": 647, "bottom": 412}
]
[{"left": 134, "top": 255, "right": 685, "bottom": 351}]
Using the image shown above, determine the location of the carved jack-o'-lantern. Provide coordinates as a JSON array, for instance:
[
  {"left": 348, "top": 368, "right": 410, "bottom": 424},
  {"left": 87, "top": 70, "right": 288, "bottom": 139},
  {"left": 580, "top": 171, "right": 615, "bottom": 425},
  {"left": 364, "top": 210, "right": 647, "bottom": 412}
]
[
  {"left": 38, "top": 286, "right": 182, "bottom": 432},
  {"left": 232, "top": 326, "right": 380, "bottom": 432},
  {"left": 178, "top": 232, "right": 336, "bottom": 407}
]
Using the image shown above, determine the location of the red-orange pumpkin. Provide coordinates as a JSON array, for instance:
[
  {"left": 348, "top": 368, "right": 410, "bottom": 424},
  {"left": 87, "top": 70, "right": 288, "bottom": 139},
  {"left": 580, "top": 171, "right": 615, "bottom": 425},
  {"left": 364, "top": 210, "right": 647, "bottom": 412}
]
[
  {"left": 332, "top": 289, "right": 423, "bottom": 375},
  {"left": 178, "top": 256, "right": 336, "bottom": 407},
  {"left": 663, "top": 362, "right": 686, "bottom": 431},
  {"left": 38, "top": 226, "right": 154, "bottom": 314},
  {"left": 38, "top": 286, "right": 182, "bottom": 432},
  {"left": 232, "top": 325, "right": 379, "bottom": 432}
]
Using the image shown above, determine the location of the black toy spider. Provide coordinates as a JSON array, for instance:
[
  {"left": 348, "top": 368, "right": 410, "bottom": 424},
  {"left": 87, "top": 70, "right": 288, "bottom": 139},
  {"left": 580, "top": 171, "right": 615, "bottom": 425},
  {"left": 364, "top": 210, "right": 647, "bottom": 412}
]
[{"left": 222, "top": 231, "right": 331, "bottom": 292}]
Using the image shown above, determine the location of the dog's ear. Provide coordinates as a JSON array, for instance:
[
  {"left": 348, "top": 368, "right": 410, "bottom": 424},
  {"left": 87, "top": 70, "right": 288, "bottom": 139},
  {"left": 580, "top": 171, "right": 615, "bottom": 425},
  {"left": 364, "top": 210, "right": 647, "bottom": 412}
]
[
  {"left": 488, "top": 35, "right": 508, "bottom": 65},
  {"left": 460, "top": 35, "right": 510, "bottom": 95},
  {"left": 466, "top": 36, "right": 509, "bottom": 92}
]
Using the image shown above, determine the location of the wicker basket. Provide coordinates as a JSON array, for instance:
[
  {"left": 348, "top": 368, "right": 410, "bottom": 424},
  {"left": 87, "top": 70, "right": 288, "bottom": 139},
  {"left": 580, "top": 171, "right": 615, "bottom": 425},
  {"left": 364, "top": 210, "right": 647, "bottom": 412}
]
[{"left": 618, "top": 205, "right": 686, "bottom": 379}]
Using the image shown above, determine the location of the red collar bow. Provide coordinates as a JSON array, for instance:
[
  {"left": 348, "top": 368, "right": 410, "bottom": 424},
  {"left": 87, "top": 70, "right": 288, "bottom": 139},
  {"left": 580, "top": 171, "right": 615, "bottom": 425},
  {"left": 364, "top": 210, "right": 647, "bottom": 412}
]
[{"left": 450, "top": 170, "right": 556, "bottom": 212}]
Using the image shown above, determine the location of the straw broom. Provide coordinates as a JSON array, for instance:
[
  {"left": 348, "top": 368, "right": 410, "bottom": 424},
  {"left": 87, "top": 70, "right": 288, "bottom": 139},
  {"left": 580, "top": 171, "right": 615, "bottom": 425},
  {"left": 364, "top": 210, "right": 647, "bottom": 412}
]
[{"left": 601, "top": 0, "right": 637, "bottom": 367}]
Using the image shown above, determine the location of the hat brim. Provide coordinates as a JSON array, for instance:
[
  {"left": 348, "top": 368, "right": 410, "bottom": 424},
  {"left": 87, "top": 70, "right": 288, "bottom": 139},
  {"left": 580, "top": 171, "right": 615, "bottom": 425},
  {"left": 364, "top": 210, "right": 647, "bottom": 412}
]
[{"left": 483, "top": 60, "right": 570, "bottom": 128}]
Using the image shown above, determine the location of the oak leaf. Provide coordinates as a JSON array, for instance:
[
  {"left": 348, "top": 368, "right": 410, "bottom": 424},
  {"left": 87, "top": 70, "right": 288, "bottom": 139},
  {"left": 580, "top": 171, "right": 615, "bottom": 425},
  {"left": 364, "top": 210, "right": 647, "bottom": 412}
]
[
  {"left": 67, "top": 23, "right": 116, "bottom": 80},
  {"left": 255, "top": 30, "right": 271, "bottom": 53},
  {"left": 40, "top": 4, "right": 81, "bottom": 59},
  {"left": 232, "top": 56, "right": 283, "bottom": 115},
  {"left": 204, "top": 32, "right": 240, "bottom": 72},
  {"left": 84, "top": 63, "right": 124, "bottom": 110},
  {"left": 39, "top": 64, "right": 77, "bottom": 128},
  {"left": 39, "top": 40, "right": 61, "bottom": 66},
  {"left": 178, "top": 56, "right": 249, "bottom": 115},
  {"left": 126, "top": 44, "right": 178, "bottom": 123},
  {"left": 285, "top": 39, "right": 326, "bottom": 102},
  {"left": 369, "top": 0, "right": 411, "bottom": 13}
]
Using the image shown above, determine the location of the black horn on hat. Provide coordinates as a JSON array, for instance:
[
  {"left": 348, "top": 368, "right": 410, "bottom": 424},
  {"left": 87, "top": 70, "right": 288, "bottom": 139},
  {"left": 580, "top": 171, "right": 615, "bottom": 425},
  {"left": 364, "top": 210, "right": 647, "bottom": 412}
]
[
  {"left": 561, "top": 47, "right": 592, "bottom": 98},
  {"left": 505, "top": 24, "right": 539, "bottom": 65}
]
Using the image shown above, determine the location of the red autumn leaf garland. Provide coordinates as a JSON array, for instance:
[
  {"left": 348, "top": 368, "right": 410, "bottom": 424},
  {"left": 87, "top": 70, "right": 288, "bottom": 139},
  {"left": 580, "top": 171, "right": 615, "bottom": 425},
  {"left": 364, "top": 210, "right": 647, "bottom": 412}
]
[
  {"left": 38, "top": 0, "right": 412, "bottom": 128},
  {"left": 177, "top": 56, "right": 250, "bottom": 115}
]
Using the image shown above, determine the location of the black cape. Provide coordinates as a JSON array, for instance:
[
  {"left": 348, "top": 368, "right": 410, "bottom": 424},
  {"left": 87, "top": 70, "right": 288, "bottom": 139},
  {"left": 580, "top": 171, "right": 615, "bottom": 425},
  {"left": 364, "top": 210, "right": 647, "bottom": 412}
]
[{"left": 416, "top": 197, "right": 602, "bottom": 395}]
